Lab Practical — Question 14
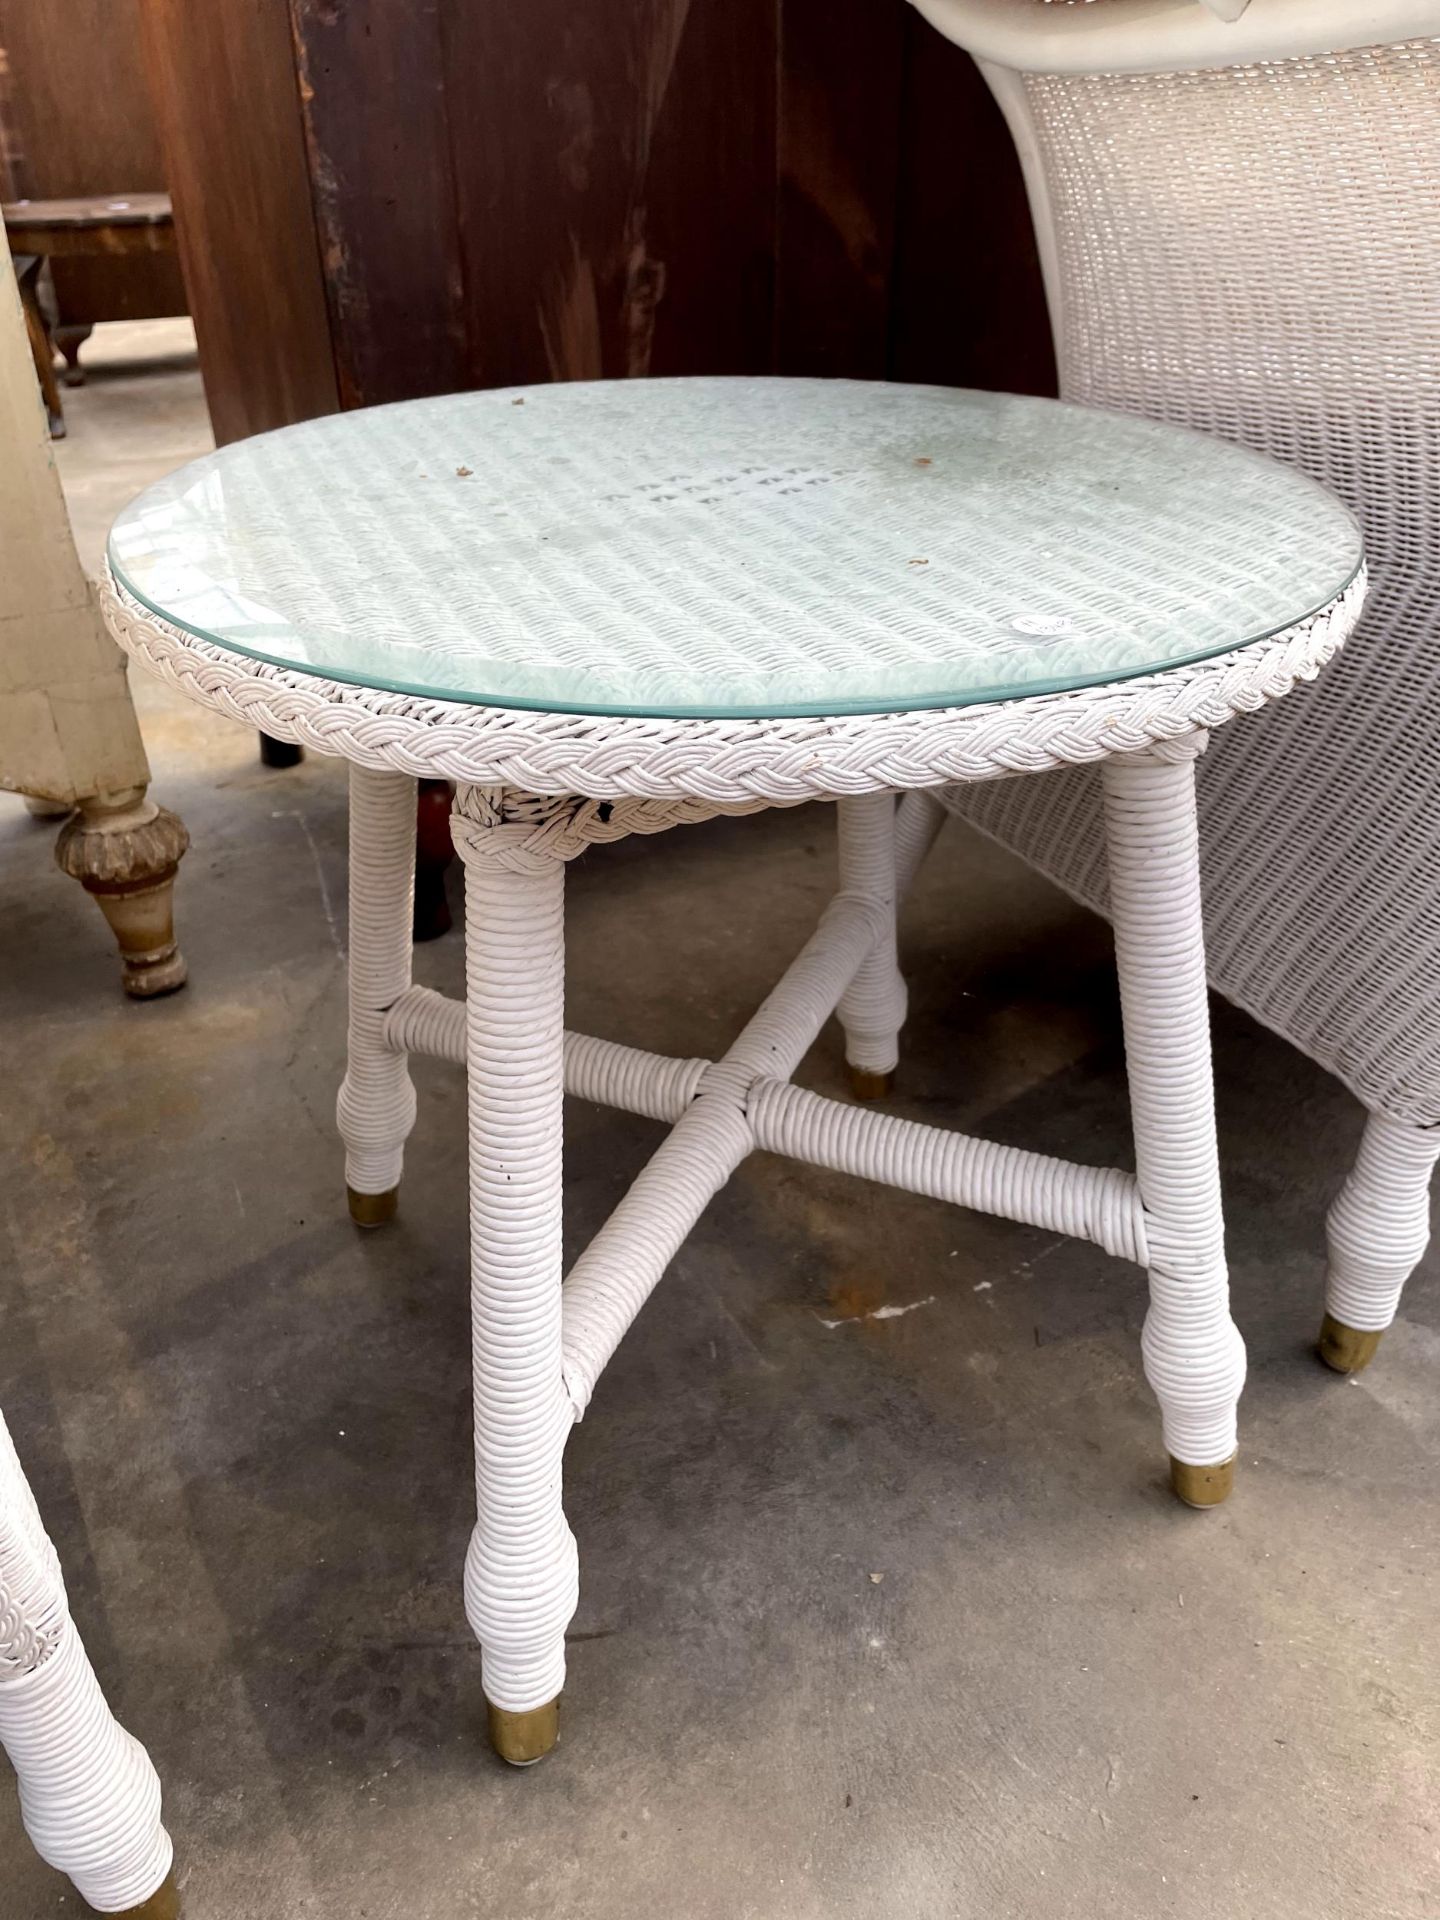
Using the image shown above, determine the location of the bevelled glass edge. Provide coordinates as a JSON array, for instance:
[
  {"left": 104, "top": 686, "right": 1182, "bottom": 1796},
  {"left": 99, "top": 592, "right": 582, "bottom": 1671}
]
[{"left": 105, "top": 551, "right": 1364, "bottom": 722}]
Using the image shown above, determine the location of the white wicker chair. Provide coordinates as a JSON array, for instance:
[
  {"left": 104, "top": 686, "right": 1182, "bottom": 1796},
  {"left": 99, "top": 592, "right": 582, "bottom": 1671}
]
[
  {"left": 907, "top": 0, "right": 1440, "bottom": 1373},
  {"left": 0, "top": 1408, "right": 176, "bottom": 1916}
]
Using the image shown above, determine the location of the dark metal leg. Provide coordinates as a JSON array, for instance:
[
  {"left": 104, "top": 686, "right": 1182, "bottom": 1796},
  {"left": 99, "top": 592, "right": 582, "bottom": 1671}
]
[
  {"left": 258, "top": 733, "right": 304, "bottom": 768},
  {"left": 413, "top": 779, "right": 455, "bottom": 941}
]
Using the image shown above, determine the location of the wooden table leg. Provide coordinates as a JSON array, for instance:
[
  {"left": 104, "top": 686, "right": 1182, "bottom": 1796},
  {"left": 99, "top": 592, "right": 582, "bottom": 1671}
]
[
  {"left": 54, "top": 320, "right": 93, "bottom": 387},
  {"left": 15, "top": 258, "right": 64, "bottom": 437}
]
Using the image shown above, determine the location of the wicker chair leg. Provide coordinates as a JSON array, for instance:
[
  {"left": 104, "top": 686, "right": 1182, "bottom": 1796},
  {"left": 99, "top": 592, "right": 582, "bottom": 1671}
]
[
  {"left": 337, "top": 767, "right": 418, "bottom": 1225},
  {"left": 837, "top": 793, "right": 907, "bottom": 1099},
  {"left": 1319, "top": 1111, "right": 1440, "bottom": 1374},
  {"left": 0, "top": 1414, "right": 176, "bottom": 1916},
  {"left": 1102, "top": 746, "right": 1245, "bottom": 1507},
  {"left": 452, "top": 800, "right": 578, "bottom": 1766}
]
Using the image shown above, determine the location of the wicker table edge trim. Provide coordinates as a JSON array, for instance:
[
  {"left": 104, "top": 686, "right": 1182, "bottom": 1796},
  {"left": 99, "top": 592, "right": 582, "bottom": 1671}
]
[{"left": 100, "top": 566, "right": 1366, "bottom": 803}]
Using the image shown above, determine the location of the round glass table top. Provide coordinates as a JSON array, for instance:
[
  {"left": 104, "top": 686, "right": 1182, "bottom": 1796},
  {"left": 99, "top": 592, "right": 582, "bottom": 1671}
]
[{"left": 108, "top": 378, "right": 1362, "bottom": 721}]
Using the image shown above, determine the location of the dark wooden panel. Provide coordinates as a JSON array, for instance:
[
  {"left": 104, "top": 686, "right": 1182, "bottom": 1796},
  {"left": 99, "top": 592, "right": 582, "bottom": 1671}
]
[
  {"left": 137, "top": 0, "right": 339, "bottom": 442},
  {"left": 0, "top": 43, "right": 19, "bottom": 199},
  {"left": 0, "top": 0, "right": 186, "bottom": 322},
  {"left": 634, "top": 0, "right": 777, "bottom": 379},
  {"left": 48, "top": 252, "right": 185, "bottom": 327},
  {"left": 775, "top": 0, "right": 905, "bottom": 379},
  {"left": 287, "top": 0, "right": 468, "bottom": 409},
  {"left": 127, "top": 1, "right": 1047, "bottom": 437},
  {"left": 887, "top": 17, "right": 1054, "bottom": 397},
  {"left": 438, "top": 0, "right": 777, "bottom": 389},
  {"left": 0, "top": 0, "right": 165, "bottom": 191}
]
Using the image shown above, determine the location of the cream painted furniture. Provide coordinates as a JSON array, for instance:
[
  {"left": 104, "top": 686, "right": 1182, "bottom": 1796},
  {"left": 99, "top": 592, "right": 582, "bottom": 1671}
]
[
  {"left": 0, "top": 1407, "right": 177, "bottom": 1916},
  {"left": 913, "top": 0, "right": 1440, "bottom": 1375},
  {"left": 102, "top": 376, "right": 1361, "bottom": 1763},
  {"left": 0, "top": 228, "right": 188, "bottom": 997}
]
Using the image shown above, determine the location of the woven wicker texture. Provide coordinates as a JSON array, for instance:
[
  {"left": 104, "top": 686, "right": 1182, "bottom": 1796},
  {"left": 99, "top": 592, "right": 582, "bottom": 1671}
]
[
  {"left": 0, "top": 1411, "right": 64, "bottom": 1679},
  {"left": 0, "top": 1411, "right": 173, "bottom": 1911},
  {"left": 399, "top": 748, "right": 1247, "bottom": 1716},
  {"left": 836, "top": 794, "right": 909, "bottom": 1075},
  {"left": 101, "top": 569, "right": 1364, "bottom": 804},
  {"left": 107, "top": 378, "right": 1359, "bottom": 719},
  {"left": 950, "top": 36, "right": 1440, "bottom": 1127}
]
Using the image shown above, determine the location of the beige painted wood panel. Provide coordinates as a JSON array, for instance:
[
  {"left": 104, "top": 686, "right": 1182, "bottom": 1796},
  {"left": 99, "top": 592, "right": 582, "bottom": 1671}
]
[{"left": 0, "top": 229, "right": 150, "bottom": 805}]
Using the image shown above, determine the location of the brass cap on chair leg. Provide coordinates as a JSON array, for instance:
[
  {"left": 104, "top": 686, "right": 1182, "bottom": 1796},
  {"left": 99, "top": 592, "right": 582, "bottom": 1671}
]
[
  {"left": 487, "top": 1696, "right": 560, "bottom": 1767},
  {"left": 848, "top": 1065, "right": 895, "bottom": 1101},
  {"left": 117, "top": 1868, "right": 181, "bottom": 1919},
  {"left": 1317, "top": 1313, "right": 1383, "bottom": 1375},
  {"left": 347, "top": 1185, "right": 398, "bottom": 1228},
  {"left": 1169, "top": 1454, "right": 1235, "bottom": 1509}
]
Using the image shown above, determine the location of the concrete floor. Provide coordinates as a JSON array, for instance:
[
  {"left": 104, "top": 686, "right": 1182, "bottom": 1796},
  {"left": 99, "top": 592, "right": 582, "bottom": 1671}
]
[{"left": 1, "top": 324, "right": 1436, "bottom": 1919}]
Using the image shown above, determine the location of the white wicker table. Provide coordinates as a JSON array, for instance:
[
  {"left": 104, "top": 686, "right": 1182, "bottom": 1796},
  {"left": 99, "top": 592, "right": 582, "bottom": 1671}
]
[{"left": 103, "top": 377, "right": 1363, "bottom": 1767}]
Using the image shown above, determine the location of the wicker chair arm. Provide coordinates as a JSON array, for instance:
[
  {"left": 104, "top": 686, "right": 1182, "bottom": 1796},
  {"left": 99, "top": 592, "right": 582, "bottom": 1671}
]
[{"left": 909, "top": 0, "right": 1440, "bottom": 74}]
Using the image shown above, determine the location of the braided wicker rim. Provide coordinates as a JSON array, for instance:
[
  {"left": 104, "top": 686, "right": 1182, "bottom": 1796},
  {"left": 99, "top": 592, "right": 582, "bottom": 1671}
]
[{"left": 101, "top": 564, "right": 1365, "bottom": 803}]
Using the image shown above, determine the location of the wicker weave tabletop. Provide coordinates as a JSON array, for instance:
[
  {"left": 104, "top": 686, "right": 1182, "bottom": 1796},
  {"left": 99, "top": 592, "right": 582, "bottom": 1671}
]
[{"left": 107, "top": 377, "right": 1359, "bottom": 722}]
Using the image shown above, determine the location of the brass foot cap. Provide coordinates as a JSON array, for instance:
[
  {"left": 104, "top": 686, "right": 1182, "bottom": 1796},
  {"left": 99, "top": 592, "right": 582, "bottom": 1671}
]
[
  {"left": 1170, "top": 1454, "right": 1235, "bottom": 1509},
  {"left": 848, "top": 1065, "right": 895, "bottom": 1101},
  {"left": 487, "top": 1696, "right": 559, "bottom": 1767},
  {"left": 1317, "top": 1313, "right": 1383, "bottom": 1375},
  {"left": 347, "top": 1185, "right": 398, "bottom": 1229},
  {"left": 114, "top": 1867, "right": 181, "bottom": 1919}
]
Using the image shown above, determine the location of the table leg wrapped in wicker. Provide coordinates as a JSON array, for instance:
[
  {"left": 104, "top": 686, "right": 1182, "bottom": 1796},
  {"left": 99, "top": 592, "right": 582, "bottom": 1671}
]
[{"left": 316, "top": 673, "right": 1348, "bottom": 1753}]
